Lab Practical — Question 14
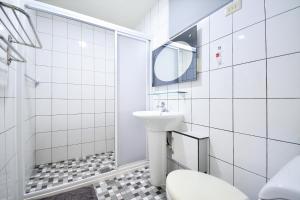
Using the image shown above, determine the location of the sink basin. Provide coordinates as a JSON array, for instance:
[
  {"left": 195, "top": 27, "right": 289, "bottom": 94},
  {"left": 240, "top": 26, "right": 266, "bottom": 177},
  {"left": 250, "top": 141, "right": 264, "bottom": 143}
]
[
  {"left": 133, "top": 111, "right": 185, "bottom": 186},
  {"left": 133, "top": 111, "right": 184, "bottom": 131}
]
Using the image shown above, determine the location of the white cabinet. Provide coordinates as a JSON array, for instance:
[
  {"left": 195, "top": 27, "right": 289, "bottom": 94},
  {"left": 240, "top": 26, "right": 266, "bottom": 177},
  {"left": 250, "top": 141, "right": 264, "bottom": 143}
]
[{"left": 171, "top": 131, "right": 208, "bottom": 172}]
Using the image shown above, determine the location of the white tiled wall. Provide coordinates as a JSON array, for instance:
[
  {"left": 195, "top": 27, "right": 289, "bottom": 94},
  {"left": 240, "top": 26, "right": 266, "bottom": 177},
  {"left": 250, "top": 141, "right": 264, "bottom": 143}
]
[
  {"left": 34, "top": 11, "right": 116, "bottom": 165},
  {"left": 137, "top": 0, "right": 300, "bottom": 199},
  {"left": 0, "top": 0, "right": 23, "bottom": 198}
]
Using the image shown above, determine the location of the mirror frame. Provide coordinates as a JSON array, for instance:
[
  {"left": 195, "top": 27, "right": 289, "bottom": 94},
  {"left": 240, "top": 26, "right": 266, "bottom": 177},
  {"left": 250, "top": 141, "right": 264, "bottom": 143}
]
[{"left": 152, "top": 26, "right": 197, "bottom": 87}]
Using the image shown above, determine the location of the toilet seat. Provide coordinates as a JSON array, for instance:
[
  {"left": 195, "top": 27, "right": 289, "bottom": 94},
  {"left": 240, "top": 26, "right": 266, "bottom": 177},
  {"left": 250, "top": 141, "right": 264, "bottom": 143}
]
[{"left": 166, "top": 170, "right": 248, "bottom": 200}]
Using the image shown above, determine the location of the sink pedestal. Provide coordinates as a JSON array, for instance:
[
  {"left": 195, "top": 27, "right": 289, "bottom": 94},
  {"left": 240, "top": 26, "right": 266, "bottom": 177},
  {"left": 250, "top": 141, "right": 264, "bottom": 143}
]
[
  {"left": 147, "top": 130, "right": 167, "bottom": 186},
  {"left": 132, "top": 111, "right": 185, "bottom": 187}
]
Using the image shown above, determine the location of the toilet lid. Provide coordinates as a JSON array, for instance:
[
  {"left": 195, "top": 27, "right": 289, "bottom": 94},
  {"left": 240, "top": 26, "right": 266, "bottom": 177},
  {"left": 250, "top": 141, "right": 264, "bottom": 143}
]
[{"left": 166, "top": 170, "right": 249, "bottom": 200}]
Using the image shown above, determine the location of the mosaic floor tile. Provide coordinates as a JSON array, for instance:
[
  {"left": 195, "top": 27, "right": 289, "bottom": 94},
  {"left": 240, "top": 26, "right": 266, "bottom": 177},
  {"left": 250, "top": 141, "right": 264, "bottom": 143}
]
[
  {"left": 94, "top": 166, "right": 167, "bottom": 200},
  {"left": 25, "top": 152, "right": 115, "bottom": 194}
]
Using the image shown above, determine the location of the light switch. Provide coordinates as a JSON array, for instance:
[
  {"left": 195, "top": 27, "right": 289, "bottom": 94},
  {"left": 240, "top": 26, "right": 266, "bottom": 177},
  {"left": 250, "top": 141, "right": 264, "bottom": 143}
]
[{"left": 226, "top": 0, "right": 242, "bottom": 16}]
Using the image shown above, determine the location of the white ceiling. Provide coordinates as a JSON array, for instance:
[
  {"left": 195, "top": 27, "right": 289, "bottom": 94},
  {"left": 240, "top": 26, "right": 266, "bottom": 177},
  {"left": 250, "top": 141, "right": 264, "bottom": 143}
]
[{"left": 35, "top": 0, "right": 156, "bottom": 28}]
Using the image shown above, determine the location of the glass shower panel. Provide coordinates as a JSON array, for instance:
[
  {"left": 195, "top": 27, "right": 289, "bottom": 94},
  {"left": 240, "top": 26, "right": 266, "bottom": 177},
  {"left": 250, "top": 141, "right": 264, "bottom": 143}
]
[{"left": 117, "top": 34, "right": 147, "bottom": 166}]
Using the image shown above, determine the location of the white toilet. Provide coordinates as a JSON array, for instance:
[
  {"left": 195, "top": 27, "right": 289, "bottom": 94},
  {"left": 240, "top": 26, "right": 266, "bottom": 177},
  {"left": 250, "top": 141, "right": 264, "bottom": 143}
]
[{"left": 166, "top": 156, "right": 300, "bottom": 200}]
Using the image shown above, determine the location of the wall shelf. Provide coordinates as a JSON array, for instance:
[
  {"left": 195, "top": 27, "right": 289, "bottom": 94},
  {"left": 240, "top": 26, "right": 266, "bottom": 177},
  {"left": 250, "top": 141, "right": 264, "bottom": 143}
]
[{"left": 149, "top": 91, "right": 188, "bottom": 95}]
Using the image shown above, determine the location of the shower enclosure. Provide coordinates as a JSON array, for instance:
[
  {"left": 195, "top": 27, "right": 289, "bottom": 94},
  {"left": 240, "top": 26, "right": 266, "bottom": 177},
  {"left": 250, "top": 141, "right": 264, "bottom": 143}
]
[{"left": 0, "top": 1, "right": 150, "bottom": 199}]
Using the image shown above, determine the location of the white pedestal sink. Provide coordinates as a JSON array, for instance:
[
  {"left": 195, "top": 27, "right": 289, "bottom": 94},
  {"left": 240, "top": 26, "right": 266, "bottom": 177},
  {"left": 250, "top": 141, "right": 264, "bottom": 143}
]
[{"left": 133, "top": 111, "right": 185, "bottom": 186}]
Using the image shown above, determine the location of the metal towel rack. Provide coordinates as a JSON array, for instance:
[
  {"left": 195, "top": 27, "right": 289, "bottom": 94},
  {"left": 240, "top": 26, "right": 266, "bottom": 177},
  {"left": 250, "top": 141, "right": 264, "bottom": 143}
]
[
  {"left": 0, "top": 1, "right": 42, "bottom": 87},
  {"left": 0, "top": 1, "right": 42, "bottom": 48}
]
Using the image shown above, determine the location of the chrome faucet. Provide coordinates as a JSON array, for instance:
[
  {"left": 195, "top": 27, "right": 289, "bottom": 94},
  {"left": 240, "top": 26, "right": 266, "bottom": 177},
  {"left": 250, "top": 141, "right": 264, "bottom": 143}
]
[{"left": 157, "top": 101, "right": 168, "bottom": 112}]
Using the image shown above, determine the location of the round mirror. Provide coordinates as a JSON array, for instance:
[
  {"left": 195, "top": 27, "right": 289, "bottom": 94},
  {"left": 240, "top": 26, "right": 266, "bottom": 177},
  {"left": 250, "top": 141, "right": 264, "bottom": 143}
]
[{"left": 154, "top": 41, "right": 194, "bottom": 82}]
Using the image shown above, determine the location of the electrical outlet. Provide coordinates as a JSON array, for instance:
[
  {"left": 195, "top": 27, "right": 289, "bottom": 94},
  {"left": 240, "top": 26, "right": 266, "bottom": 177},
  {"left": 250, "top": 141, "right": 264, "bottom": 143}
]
[{"left": 226, "top": 0, "right": 242, "bottom": 16}]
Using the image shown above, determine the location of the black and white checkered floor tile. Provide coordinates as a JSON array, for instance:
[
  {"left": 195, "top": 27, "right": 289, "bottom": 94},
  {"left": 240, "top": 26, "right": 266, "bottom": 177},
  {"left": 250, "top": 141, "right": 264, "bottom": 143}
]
[
  {"left": 94, "top": 166, "right": 167, "bottom": 200},
  {"left": 25, "top": 152, "right": 115, "bottom": 194}
]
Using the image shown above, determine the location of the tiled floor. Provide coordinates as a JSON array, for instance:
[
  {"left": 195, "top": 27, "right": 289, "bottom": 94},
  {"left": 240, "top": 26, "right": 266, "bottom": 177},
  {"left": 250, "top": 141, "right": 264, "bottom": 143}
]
[
  {"left": 94, "top": 166, "right": 167, "bottom": 200},
  {"left": 25, "top": 152, "right": 115, "bottom": 194}
]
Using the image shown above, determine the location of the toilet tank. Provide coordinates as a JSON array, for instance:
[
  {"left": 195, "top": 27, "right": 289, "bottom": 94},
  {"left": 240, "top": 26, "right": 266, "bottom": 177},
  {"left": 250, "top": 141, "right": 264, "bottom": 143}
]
[{"left": 259, "top": 155, "right": 300, "bottom": 200}]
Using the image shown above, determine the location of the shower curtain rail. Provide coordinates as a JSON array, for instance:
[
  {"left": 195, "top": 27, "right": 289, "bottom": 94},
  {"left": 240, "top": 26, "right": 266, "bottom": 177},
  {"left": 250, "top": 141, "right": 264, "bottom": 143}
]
[{"left": 0, "top": 1, "right": 42, "bottom": 49}]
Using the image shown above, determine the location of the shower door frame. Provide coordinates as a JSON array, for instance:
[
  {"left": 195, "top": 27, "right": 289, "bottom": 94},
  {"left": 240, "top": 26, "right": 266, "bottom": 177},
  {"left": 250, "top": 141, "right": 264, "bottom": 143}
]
[
  {"left": 22, "top": 1, "right": 151, "bottom": 198},
  {"left": 114, "top": 31, "right": 151, "bottom": 167}
]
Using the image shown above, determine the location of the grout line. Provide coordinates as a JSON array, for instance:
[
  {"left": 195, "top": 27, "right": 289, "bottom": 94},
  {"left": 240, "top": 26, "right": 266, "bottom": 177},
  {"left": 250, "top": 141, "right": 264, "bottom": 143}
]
[
  {"left": 231, "top": 12, "right": 235, "bottom": 186},
  {"left": 264, "top": 0, "right": 269, "bottom": 183},
  {"left": 210, "top": 156, "right": 267, "bottom": 179}
]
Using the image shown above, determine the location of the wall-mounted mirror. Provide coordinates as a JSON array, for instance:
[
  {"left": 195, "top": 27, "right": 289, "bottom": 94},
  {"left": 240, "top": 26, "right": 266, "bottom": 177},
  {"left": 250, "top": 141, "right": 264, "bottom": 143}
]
[{"left": 152, "top": 26, "right": 197, "bottom": 87}]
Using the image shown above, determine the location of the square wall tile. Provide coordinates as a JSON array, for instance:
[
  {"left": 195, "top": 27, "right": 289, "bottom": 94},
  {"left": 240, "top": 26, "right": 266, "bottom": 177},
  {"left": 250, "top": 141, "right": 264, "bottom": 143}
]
[
  {"left": 268, "top": 99, "right": 300, "bottom": 143},
  {"left": 178, "top": 99, "right": 191, "bottom": 123},
  {"left": 105, "top": 113, "right": 114, "bottom": 126},
  {"left": 191, "top": 99, "right": 209, "bottom": 126},
  {"left": 82, "top": 128, "right": 95, "bottom": 143},
  {"left": 82, "top": 114, "right": 94, "bottom": 128},
  {"left": 82, "top": 85, "right": 94, "bottom": 99},
  {"left": 95, "top": 100, "right": 105, "bottom": 113},
  {"left": 82, "top": 142, "right": 94, "bottom": 157},
  {"left": 233, "top": 0, "right": 265, "bottom": 31},
  {"left": 106, "top": 126, "right": 115, "bottom": 139},
  {"left": 210, "top": 99, "right": 232, "bottom": 131},
  {"left": 210, "top": 35, "right": 232, "bottom": 70},
  {"left": 234, "top": 99, "right": 266, "bottom": 137},
  {"left": 68, "top": 144, "right": 81, "bottom": 159},
  {"left": 106, "top": 139, "right": 114, "bottom": 152},
  {"left": 233, "top": 21, "right": 266, "bottom": 65},
  {"left": 36, "top": 116, "right": 51, "bottom": 133},
  {"left": 95, "top": 127, "right": 106, "bottom": 141},
  {"left": 53, "top": 18, "right": 67, "bottom": 37},
  {"left": 37, "top": 16, "right": 52, "bottom": 34},
  {"left": 82, "top": 100, "right": 95, "bottom": 114},
  {"left": 53, "top": 36, "right": 68, "bottom": 53},
  {"left": 36, "top": 149, "right": 51, "bottom": 165},
  {"left": 68, "top": 23, "right": 81, "bottom": 40},
  {"left": 36, "top": 99, "right": 51, "bottom": 116},
  {"left": 234, "top": 133, "right": 266, "bottom": 176},
  {"left": 52, "top": 115, "right": 68, "bottom": 131},
  {"left": 52, "top": 52, "right": 67, "bottom": 68},
  {"left": 38, "top": 33, "right": 52, "bottom": 51},
  {"left": 265, "top": 0, "right": 300, "bottom": 18},
  {"left": 52, "top": 83, "right": 67, "bottom": 99},
  {"left": 197, "top": 44, "right": 209, "bottom": 72},
  {"left": 52, "top": 99, "right": 68, "bottom": 115},
  {"left": 234, "top": 60, "right": 266, "bottom": 98},
  {"left": 210, "top": 128, "right": 233, "bottom": 163},
  {"left": 52, "top": 146, "right": 67, "bottom": 162},
  {"left": 36, "top": 132, "right": 51, "bottom": 149},
  {"left": 68, "top": 115, "right": 81, "bottom": 130},
  {"left": 210, "top": 157, "right": 233, "bottom": 185},
  {"left": 268, "top": 139, "right": 300, "bottom": 178},
  {"left": 68, "top": 129, "right": 81, "bottom": 145},
  {"left": 68, "top": 54, "right": 82, "bottom": 70},
  {"left": 210, "top": 67, "right": 232, "bottom": 98},
  {"left": 5, "top": 129, "right": 16, "bottom": 161},
  {"left": 36, "top": 49, "right": 51, "bottom": 67},
  {"left": 267, "top": 53, "right": 300, "bottom": 98},
  {"left": 267, "top": 8, "right": 300, "bottom": 57},
  {"left": 210, "top": 4, "right": 232, "bottom": 41},
  {"left": 196, "top": 16, "right": 209, "bottom": 46},
  {"left": 52, "top": 68, "right": 68, "bottom": 84},
  {"left": 68, "top": 100, "right": 81, "bottom": 114},
  {"left": 36, "top": 66, "right": 51, "bottom": 82},
  {"left": 234, "top": 167, "right": 266, "bottom": 200},
  {"left": 68, "top": 84, "right": 82, "bottom": 99},
  {"left": 95, "top": 140, "right": 106, "bottom": 154},
  {"left": 192, "top": 72, "right": 209, "bottom": 98},
  {"left": 52, "top": 131, "right": 68, "bottom": 147},
  {"left": 36, "top": 83, "right": 51, "bottom": 98}
]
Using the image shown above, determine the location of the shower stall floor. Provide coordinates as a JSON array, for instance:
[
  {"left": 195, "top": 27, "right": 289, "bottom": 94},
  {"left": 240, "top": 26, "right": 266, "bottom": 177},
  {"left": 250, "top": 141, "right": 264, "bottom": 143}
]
[{"left": 25, "top": 152, "right": 115, "bottom": 194}]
